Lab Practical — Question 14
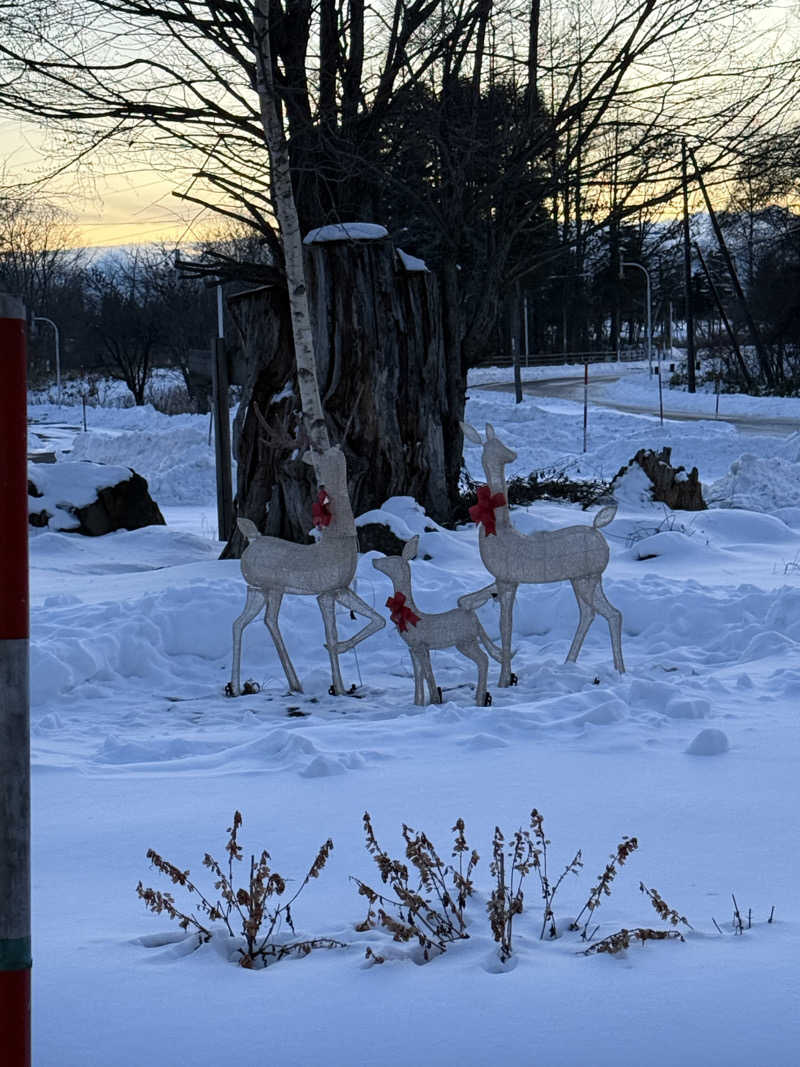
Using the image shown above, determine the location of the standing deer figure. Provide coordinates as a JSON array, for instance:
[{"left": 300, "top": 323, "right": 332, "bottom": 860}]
[
  {"left": 229, "top": 445, "right": 385, "bottom": 696},
  {"left": 372, "top": 536, "right": 502, "bottom": 706},
  {"left": 460, "top": 422, "right": 625, "bottom": 684}
]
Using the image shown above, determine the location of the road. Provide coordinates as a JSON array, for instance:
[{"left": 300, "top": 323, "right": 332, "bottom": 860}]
[{"left": 476, "top": 374, "right": 800, "bottom": 437}]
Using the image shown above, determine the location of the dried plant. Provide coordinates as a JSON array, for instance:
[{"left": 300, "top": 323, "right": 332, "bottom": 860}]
[
  {"left": 487, "top": 825, "right": 538, "bottom": 962},
  {"left": 352, "top": 812, "right": 479, "bottom": 961},
  {"left": 581, "top": 927, "right": 684, "bottom": 956},
  {"left": 529, "top": 809, "right": 583, "bottom": 940},
  {"left": 137, "top": 810, "right": 344, "bottom": 968},
  {"left": 571, "top": 835, "right": 639, "bottom": 939},
  {"left": 640, "top": 883, "right": 693, "bottom": 930}
]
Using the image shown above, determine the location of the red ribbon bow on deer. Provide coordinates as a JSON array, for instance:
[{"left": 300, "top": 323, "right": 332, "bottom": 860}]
[
  {"left": 386, "top": 592, "right": 420, "bottom": 632},
  {"left": 469, "top": 485, "right": 506, "bottom": 536},
  {"left": 312, "top": 488, "right": 332, "bottom": 528}
]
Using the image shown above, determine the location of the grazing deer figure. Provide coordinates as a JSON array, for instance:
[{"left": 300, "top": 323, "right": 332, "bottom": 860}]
[
  {"left": 460, "top": 422, "right": 625, "bottom": 684},
  {"left": 373, "top": 536, "right": 503, "bottom": 706},
  {"left": 229, "top": 445, "right": 385, "bottom": 696}
]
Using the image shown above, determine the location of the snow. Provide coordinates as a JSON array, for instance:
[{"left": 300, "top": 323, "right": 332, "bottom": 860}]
[
  {"left": 28, "top": 459, "right": 137, "bottom": 530},
  {"left": 396, "top": 247, "right": 429, "bottom": 272},
  {"left": 303, "top": 222, "right": 389, "bottom": 244},
  {"left": 24, "top": 367, "right": 800, "bottom": 1065}
]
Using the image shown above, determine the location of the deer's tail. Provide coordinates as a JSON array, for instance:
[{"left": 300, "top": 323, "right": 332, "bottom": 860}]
[
  {"left": 237, "top": 517, "right": 260, "bottom": 543},
  {"left": 593, "top": 501, "right": 618, "bottom": 529}
]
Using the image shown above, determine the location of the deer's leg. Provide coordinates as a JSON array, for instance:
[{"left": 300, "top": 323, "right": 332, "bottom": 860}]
[
  {"left": 566, "top": 578, "right": 596, "bottom": 665},
  {"left": 420, "top": 649, "right": 439, "bottom": 704},
  {"left": 318, "top": 592, "right": 346, "bottom": 695},
  {"left": 496, "top": 582, "right": 517, "bottom": 686},
  {"left": 331, "top": 587, "right": 386, "bottom": 653},
  {"left": 230, "top": 587, "right": 265, "bottom": 696},
  {"left": 264, "top": 591, "right": 302, "bottom": 693},
  {"left": 592, "top": 580, "right": 625, "bottom": 673},
  {"left": 456, "top": 639, "right": 489, "bottom": 706},
  {"left": 410, "top": 651, "right": 426, "bottom": 706}
]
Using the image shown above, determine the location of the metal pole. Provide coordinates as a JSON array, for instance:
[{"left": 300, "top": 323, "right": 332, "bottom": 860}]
[
  {"left": 33, "top": 316, "right": 61, "bottom": 405},
  {"left": 212, "top": 284, "right": 234, "bottom": 542},
  {"left": 583, "top": 359, "right": 588, "bottom": 452},
  {"left": 621, "top": 260, "right": 653, "bottom": 375},
  {"left": 0, "top": 292, "right": 32, "bottom": 1067},
  {"left": 523, "top": 292, "right": 530, "bottom": 368}
]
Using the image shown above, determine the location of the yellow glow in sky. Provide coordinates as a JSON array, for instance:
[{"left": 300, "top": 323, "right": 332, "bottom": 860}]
[{"left": 2, "top": 120, "right": 205, "bottom": 249}]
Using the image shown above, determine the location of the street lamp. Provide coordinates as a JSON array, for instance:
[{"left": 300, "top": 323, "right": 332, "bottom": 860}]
[
  {"left": 32, "top": 316, "right": 61, "bottom": 404},
  {"left": 619, "top": 259, "right": 652, "bottom": 374}
]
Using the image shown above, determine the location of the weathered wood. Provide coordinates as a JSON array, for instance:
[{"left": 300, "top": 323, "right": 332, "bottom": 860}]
[
  {"left": 612, "top": 447, "right": 706, "bottom": 511},
  {"left": 224, "top": 237, "right": 456, "bottom": 557}
]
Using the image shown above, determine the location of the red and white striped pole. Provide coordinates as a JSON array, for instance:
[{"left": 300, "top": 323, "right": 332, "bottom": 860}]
[{"left": 0, "top": 293, "right": 31, "bottom": 1067}]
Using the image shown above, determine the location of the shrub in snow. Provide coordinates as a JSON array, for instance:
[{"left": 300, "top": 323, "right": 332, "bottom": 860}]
[
  {"left": 136, "top": 811, "right": 343, "bottom": 969},
  {"left": 353, "top": 812, "right": 478, "bottom": 963}
]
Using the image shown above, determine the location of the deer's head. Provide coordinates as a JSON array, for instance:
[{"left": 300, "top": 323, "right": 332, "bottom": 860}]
[
  {"left": 371, "top": 536, "right": 418, "bottom": 586},
  {"left": 461, "top": 422, "right": 517, "bottom": 486}
]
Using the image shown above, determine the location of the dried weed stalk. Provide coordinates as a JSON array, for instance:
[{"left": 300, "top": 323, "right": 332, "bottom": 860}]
[
  {"left": 529, "top": 809, "right": 583, "bottom": 940},
  {"left": 640, "top": 882, "right": 693, "bottom": 931},
  {"left": 571, "top": 834, "right": 638, "bottom": 939},
  {"left": 581, "top": 927, "right": 684, "bottom": 956},
  {"left": 137, "top": 810, "right": 344, "bottom": 968},
  {"left": 487, "top": 825, "right": 538, "bottom": 962},
  {"left": 353, "top": 812, "right": 479, "bottom": 961}
]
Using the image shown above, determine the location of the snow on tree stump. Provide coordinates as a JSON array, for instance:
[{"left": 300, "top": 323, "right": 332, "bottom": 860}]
[
  {"left": 28, "top": 461, "right": 165, "bottom": 536},
  {"left": 612, "top": 447, "right": 706, "bottom": 511}
]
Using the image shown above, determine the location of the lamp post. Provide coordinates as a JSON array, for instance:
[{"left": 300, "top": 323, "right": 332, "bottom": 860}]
[
  {"left": 32, "top": 316, "right": 61, "bottom": 405},
  {"left": 620, "top": 259, "right": 652, "bottom": 374}
]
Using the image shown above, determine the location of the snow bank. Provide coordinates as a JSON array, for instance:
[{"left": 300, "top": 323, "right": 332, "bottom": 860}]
[{"left": 706, "top": 454, "right": 800, "bottom": 512}]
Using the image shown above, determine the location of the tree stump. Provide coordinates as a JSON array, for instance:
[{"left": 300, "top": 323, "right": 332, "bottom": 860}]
[
  {"left": 612, "top": 447, "right": 706, "bottom": 510},
  {"left": 224, "top": 234, "right": 458, "bottom": 556}
]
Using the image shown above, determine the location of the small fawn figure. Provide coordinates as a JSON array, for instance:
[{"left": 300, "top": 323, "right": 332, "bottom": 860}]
[{"left": 372, "top": 536, "right": 502, "bottom": 706}]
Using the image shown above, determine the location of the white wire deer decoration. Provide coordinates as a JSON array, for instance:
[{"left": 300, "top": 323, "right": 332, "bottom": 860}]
[
  {"left": 460, "top": 422, "right": 625, "bottom": 684},
  {"left": 229, "top": 445, "right": 385, "bottom": 696},
  {"left": 373, "top": 536, "right": 502, "bottom": 706}
]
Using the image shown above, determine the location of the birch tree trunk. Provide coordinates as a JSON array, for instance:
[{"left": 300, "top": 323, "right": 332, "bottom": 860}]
[{"left": 253, "top": 0, "right": 330, "bottom": 454}]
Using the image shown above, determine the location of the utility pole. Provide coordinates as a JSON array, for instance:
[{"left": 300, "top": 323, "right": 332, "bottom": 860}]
[
  {"left": 693, "top": 241, "right": 752, "bottom": 390},
  {"left": 681, "top": 139, "right": 697, "bottom": 394},
  {"left": 0, "top": 292, "right": 32, "bottom": 1067},
  {"left": 687, "top": 144, "right": 774, "bottom": 388}
]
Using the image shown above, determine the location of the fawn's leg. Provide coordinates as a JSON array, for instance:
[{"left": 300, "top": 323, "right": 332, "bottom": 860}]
[
  {"left": 566, "top": 577, "right": 596, "bottom": 665},
  {"left": 456, "top": 638, "right": 490, "bottom": 706},
  {"left": 592, "top": 580, "right": 625, "bottom": 673}
]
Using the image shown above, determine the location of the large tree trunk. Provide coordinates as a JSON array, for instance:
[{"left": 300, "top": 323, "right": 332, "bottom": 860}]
[{"left": 224, "top": 234, "right": 458, "bottom": 557}]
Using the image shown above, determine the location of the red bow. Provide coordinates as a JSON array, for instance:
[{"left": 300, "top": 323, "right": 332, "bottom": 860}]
[
  {"left": 386, "top": 592, "right": 420, "bottom": 632},
  {"left": 312, "top": 488, "right": 332, "bottom": 528},
  {"left": 469, "top": 485, "right": 506, "bottom": 536}
]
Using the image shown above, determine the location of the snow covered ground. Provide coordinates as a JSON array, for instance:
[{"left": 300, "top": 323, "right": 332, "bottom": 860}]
[{"left": 26, "top": 368, "right": 800, "bottom": 1065}]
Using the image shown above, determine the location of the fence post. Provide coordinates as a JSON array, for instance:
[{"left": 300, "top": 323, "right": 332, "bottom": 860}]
[{"left": 0, "top": 292, "right": 32, "bottom": 1067}]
